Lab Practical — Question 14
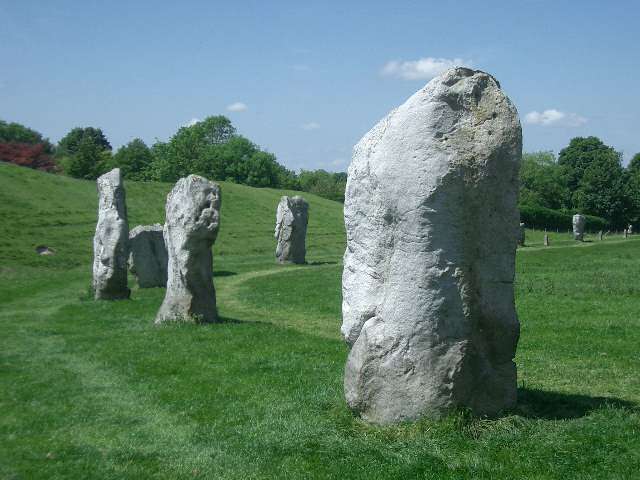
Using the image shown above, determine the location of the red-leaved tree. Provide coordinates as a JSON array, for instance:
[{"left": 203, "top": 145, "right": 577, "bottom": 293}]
[{"left": 0, "top": 142, "right": 56, "bottom": 172}]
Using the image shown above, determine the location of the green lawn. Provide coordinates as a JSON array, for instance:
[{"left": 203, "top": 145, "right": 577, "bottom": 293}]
[{"left": 1, "top": 162, "right": 639, "bottom": 479}]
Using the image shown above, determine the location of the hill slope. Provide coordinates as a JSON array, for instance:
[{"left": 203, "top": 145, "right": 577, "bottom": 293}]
[{"left": 1, "top": 163, "right": 639, "bottom": 479}]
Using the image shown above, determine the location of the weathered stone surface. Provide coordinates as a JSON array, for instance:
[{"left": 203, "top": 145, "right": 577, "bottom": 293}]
[
  {"left": 341, "top": 68, "right": 522, "bottom": 424},
  {"left": 93, "top": 168, "right": 130, "bottom": 300},
  {"left": 275, "top": 196, "right": 309, "bottom": 264},
  {"left": 155, "top": 175, "right": 221, "bottom": 324},
  {"left": 544, "top": 234, "right": 550, "bottom": 246},
  {"left": 128, "top": 224, "right": 168, "bottom": 288},
  {"left": 573, "top": 214, "right": 586, "bottom": 241},
  {"left": 517, "top": 223, "right": 526, "bottom": 246}
]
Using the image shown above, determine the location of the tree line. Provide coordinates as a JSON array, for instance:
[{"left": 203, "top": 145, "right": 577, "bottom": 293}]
[
  {"left": 0, "top": 117, "right": 347, "bottom": 202},
  {"left": 2, "top": 117, "right": 639, "bottom": 227}
]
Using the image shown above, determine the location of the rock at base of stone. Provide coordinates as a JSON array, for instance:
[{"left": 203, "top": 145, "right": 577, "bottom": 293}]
[
  {"left": 341, "top": 67, "right": 521, "bottom": 425},
  {"left": 129, "top": 224, "right": 168, "bottom": 288},
  {"left": 275, "top": 196, "right": 309, "bottom": 264},
  {"left": 572, "top": 214, "right": 586, "bottom": 241},
  {"left": 93, "top": 168, "right": 130, "bottom": 300},
  {"left": 155, "top": 175, "right": 221, "bottom": 324}
]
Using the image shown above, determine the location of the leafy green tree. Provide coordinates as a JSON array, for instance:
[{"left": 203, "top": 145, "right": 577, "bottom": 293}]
[
  {"left": 57, "top": 127, "right": 111, "bottom": 157},
  {"left": 558, "top": 137, "right": 617, "bottom": 191},
  {"left": 519, "top": 151, "right": 569, "bottom": 210},
  {"left": 298, "top": 169, "right": 347, "bottom": 202},
  {"left": 60, "top": 135, "right": 111, "bottom": 180},
  {"left": 110, "top": 138, "right": 153, "bottom": 180},
  {"left": 628, "top": 152, "right": 640, "bottom": 175}
]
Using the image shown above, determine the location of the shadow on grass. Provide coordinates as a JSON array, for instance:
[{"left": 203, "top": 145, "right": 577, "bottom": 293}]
[
  {"left": 516, "top": 387, "right": 637, "bottom": 420},
  {"left": 307, "top": 261, "right": 338, "bottom": 266},
  {"left": 214, "top": 270, "right": 237, "bottom": 277}
]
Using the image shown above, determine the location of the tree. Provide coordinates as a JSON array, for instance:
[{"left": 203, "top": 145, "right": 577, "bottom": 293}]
[
  {"left": 110, "top": 138, "right": 153, "bottom": 180},
  {"left": 298, "top": 169, "right": 347, "bottom": 202},
  {"left": 628, "top": 152, "right": 640, "bottom": 175},
  {"left": 57, "top": 127, "right": 112, "bottom": 179},
  {"left": 0, "top": 120, "right": 55, "bottom": 171},
  {"left": 59, "top": 135, "right": 111, "bottom": 179},
  {"left": 558, "top": 137, "right": 617, "bottom": 191},
  {"left": 518, "top": 151, "right": 569, "bottom": 210}
]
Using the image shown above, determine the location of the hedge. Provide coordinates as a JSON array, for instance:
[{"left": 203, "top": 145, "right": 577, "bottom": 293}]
[{"left": 519, "top": 204, "right": 609, "bottom": 232}]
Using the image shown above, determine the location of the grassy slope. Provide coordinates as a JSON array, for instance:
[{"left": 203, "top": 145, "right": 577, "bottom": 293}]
[{"left": 1, "top": 162, "right": 639, "bottom": 479}]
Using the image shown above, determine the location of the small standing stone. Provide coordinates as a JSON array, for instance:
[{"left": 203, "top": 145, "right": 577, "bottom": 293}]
[
  {"left": 572, "top": 214, "right": 586, "bottom": 241},
  {"left": 544, "top": 234, "right": 550, "bottom": 246},
  {"left": 128, "top": 224, "right": 168, "bottom": 288},
  {"left": 155, "top": 175, "right": 221, "bottom": 324},
  {"left": 624, "top": 229, "right": 628, "bottom": 239},
  {"left": 628, "top": 224, "right": 633, "bottom": 235},
  {"left": 517, "top": 223, "right": 526, "bottom": 246},
  {"left": 598, "top": 230, "right": 603, "bottom": 241},
  {"left": 93, "top": 168, "right": 130, "bottom": 300},
  {"left": 275, "top": 196, "right": 309, "bottom": 264}
]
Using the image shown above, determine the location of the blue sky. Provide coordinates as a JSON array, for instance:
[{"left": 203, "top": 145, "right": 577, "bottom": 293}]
[{"left": 2, "top": 0, "right": 639, "bottom": 171}]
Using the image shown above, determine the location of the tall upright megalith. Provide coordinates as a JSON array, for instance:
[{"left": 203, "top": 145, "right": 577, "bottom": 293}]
[
  {"left": 93, "top": 168, "right": 130, "bottom": 300},
  {"left": 129, "top": 224, "right": 168, "bottom": 288},
  {"left": 573, "top": 214, "right": 586, "bottom": 241},
  {"left": 155, "top": 175, "right": 221, "bottom": 324},
  {"left": 275, "top": 196, "right": 309, "bottom": 264},
  {"left": 341, "top": 68, "right": 522, "bottom": 424}
]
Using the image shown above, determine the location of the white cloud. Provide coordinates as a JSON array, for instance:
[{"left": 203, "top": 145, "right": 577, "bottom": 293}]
[
  {"left": 301, "top": 122, "right": 320, "bottom": 131},
  {"left": 381, "top": 56, "right": 472, "bottom": 80},
  {"left": 226, "top": 102, "right": 248, "bottom": 112},
  {"left": 183, "top": 118, "right": 200, "bottom": 127},
  {"left": 524, "top": 109, "right": 587, "bottom": 127}
]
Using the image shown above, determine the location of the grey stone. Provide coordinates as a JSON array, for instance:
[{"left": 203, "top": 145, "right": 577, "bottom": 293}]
[
  {"left": 93, "top": 168, "right": 130, "bottom": 300},
  {"left": 517, "top": 223, "right": 526, "bottom": 246},
  {"left": 275, "top": 196, "right": 309, "bottom": 264},
  {"left": 628, "top": 224, "right": 633, "bottom": 235},
  {"left": 598, "top": 230, "right": 603, "bottom": 241},
  {"left": 155, "top": 175, "right": 221, "bottom": 324},
  {"left": 341, "top": 68, "right": 521, "bottom": 424},
  {"left": 128, "top": 224, "right": 168, "bottom": 288},
  {"left": 544, "top": 234, "right": 550, "bottom": 246},
  {"left": 572, "top": 214, "right": 586, "bottom": 241}
]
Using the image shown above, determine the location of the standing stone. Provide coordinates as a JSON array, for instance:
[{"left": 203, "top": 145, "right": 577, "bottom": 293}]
[
  {"left": 517, "top": 223, "right": 526, "bottom": 246},
  {"left": 155, "top": 175, "right": 221, "bottom": 324},
  {"left": 598, "top": 230, "right": 603, "bottom": 241},
  {"left": 128, "top": 224, "right": 168, "bottom": 288},
  {"left": 572, "top": 214, "right": 586, "bottom": 241},
  {"left": 544, "top": 234, "right": 550, "bottom": 246},
  {"left": 628, "top": 224, "right": 633, "bottom": 235},
  {"left": 624, "top": 229, "right": 628, "bottom": 239},
  {"left": 275, "top": 196, "right": 309, "bottom": 264},
  {"left": 93, "top": 168, "right": 130, "bottom": 300},
  {"left": 341, "top": 68, "right": 521, "bottom": 424}
]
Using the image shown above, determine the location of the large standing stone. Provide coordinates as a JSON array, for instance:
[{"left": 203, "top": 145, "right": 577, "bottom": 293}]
[
  {"left": 128, "top": 224, "right": 168, "bottom": 288},
  {"left": 573, "top": 214, "right": 586, "bottom": 241},
  {"left": 155, "top": 175, "right": 221, "bottom": 324},
  {"left": 93, "top": 168, "right": 130, "bottom": 300},
  {"left": 341, "top": 68, "right": 522, "bottom": 424},
  {"left": 275, "top": 196, "right": 309, "bottom": 264}
]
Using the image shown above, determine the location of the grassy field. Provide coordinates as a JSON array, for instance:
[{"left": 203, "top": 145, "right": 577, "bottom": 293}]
[{"left": 1, "top": 161, "right": 639, "bottom": 479}]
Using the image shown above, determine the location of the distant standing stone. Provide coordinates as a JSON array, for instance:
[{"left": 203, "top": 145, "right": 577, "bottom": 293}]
[
  {"left": 572, "top": 214, "right": 586, "bottom": 241},
  {"left": 598, "top": 230, "right": 603, "bottom": 241},
  {"left": 93, "top": 168, "right": 130, "bottom": 300},
  {"left": 544, "top": 234, "right": 550, "bottom": 246},
  {"left": 275, "top": 196, "right": 309, "bottom": 264},
  {"left": 624, "top": 229, "right": 628, "bottom": 239},
  {"left": 341, "top": 68, "right": 521, "bottom": 424},
  {"left": 155, "top": 175, "right": 221, "bottom": 324},
  {"left": 628, "top": 224, "right": 633, "bottom": 235},
  {"left": 517, "top": 223, "right": 526, "bottom": 246},
  {"left": 128, "top": 224, "right": 168, "bottom": 288}
]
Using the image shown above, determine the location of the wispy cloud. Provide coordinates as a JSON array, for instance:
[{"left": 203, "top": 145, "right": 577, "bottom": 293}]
[
  {"left": 301, "top": 122, "right": 320, "bottom": 131},
  {"left": 183, "top": 118, "right": 200, "bottom": 127},
  {"left": 226, "top": 102, "right": 248, "bottom": 112},
  {"left": 381, "top": 56, "right": 472, "bottom": 80},
  {"left": 524, "top": 109, "right": 587, "bottom": 127}
]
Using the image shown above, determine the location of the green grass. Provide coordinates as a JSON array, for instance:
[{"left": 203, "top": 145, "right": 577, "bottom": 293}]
[{"left": 1, "top": 161, "right": 639, "bottom": 479}]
